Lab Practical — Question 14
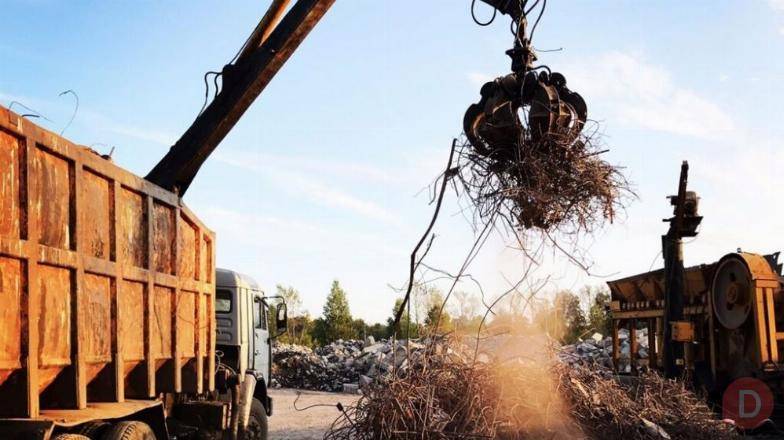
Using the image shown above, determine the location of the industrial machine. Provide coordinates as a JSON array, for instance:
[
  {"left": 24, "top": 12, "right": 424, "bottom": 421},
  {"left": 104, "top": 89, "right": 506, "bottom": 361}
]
[
  {"left": 0, "top": 0, "right": 582, "bottom": 438},
  {"left": 607, "top": 162, "right": 784, "bottom": 398}
]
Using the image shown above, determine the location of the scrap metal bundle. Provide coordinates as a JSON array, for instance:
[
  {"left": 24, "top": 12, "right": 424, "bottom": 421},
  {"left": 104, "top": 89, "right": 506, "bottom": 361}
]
[
  {"left": 464, "top": 1, "right": 587, "bottom": 163},
  {"left": 459, "top": 1, "right": 629, "bottom": 232},
  {"left": 558, "top": 365, "right": 739, "bottom": 440}
]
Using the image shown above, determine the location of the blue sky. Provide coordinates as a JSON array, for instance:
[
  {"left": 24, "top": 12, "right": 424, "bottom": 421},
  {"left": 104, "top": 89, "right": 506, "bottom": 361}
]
[{"left": 3, "top": 1, "right": 784, "bottom": 324}]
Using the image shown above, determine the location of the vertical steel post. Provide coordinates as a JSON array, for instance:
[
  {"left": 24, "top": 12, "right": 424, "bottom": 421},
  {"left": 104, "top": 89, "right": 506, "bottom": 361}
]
[{"left": 662, "top": 161, "right": 689, "bottom": 378}]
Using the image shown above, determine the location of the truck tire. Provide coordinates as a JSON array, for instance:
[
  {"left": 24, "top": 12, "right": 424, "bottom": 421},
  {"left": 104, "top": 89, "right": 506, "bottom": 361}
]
[
  {"left": 100, "top": 421, "right": 155, "bottom": 440},
  {"left": 53, "top": 435, "right": 91, "bottom": 440},
  {"left": 77, "top": 421, "right": 110, "bottom": 439},
  {"left": 241, "top": 398, "right": 268, "bottom": 440}
]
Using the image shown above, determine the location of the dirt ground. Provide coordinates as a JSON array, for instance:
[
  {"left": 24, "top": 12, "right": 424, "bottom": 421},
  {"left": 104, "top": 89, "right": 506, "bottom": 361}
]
[{"left": 268, "top": 388, "right": 360, "bottom": 440}]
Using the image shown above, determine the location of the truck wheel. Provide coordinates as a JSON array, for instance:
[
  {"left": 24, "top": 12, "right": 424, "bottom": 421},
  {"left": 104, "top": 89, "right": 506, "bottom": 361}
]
[
  {"left": 77, "top": 421, "right": 110, "bottom": 438},
  {"left": 241, "top": 398, "right": 268, "bottom": 440},
  {"left": 100, "top": 421, "right": 155, "bottom": 440},
  {"left": 53, "top": 435, "right": 91, "bottom": 440}
]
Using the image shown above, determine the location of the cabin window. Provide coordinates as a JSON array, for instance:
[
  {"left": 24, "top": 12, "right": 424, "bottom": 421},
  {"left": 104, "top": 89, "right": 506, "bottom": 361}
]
[{"left": 216, "top": 289, "right": 232, "bottom": 313}]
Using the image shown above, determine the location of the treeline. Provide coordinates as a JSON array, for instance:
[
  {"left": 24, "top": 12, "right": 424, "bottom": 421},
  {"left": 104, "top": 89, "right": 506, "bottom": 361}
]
[{"left": 270, "top": 281, "right": 612, "bottom": 347}]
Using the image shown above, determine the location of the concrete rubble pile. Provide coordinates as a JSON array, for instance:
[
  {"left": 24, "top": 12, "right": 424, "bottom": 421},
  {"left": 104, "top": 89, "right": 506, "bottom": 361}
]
[
  {"left": 559, "top": 328, "right": 650, "bottom": 372},
  {"left": 272, "top": 329, "right": 654, "bottom": 393},
  {"left": 271, "top": 337, "right": 425, "bottom": 393}
]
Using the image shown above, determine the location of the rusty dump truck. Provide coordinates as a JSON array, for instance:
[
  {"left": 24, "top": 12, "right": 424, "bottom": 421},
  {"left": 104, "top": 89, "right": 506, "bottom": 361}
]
[
  {"left": 0, "top": 0, "right": 337, "bottom": 438},
  {"left": 0, "top": 105, "right": 286, "bottom": 439}
]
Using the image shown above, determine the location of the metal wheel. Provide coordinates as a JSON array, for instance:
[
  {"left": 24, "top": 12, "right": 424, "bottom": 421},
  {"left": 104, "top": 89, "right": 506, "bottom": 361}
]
[
  {"left": 77, "top": 421, "right": 110, "bottom": 439},
  {"left": 712, "top": 256, "right": 753, "bottom": 330},
  {"left": 241, "top": 398, "right": 268, "bottom": 440},
  {"left": 100, "top": 421, "right": 155, "bottom": 440}
]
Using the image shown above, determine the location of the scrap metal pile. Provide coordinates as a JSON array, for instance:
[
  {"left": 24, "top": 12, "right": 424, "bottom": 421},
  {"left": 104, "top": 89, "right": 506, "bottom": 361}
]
[
  {"left": 321, "top": 336, "right": 738, "bottom": 440},
  {"left": 271, "top": 335, "right": 736, "bottom": 439}
]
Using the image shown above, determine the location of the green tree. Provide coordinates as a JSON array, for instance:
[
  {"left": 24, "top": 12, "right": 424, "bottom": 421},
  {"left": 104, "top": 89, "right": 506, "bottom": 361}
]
[
  {"left": 321, "top": 280, "right": 353, "bottom": 343},
  {"left": 267, "top": 284, "right": 310, "bottom": 345},
  {"left": 310, "top": 317, "right": 328, "bottom": 346},
  {"left": 367, "top": 322, "right": 391, "bottom": 340},
  {"left": 555, "top": 290, "right": 588, "bottom": 344},
  {"left": 352, "top": 318, "right": 368, "bottom": 340},
  {"left": 387, "top": 298, "right": 419, "bottom": 338},
  {"left": 276, "top": 284, "right": 304, "bottom": 316},
  {"left": 586, "top": 287, "right": 612, "bottom": 336},
  {"left": 533, "top": 291, "right": 587, "bottom": 344},
  {"left": 282, "top": 314, "right": 314, "bottom": 347},
  {"left": 424, "top": 304, "right": 452, "bottom": 333},
  {"left": 423, "top": 290, "right": 452, "bottom": 334}
]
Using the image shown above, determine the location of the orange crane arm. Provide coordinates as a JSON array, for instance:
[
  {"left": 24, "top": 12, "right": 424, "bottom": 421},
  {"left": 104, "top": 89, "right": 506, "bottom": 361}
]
[{"left": 146, "top": 0, "right": 334, "bottom": 195}]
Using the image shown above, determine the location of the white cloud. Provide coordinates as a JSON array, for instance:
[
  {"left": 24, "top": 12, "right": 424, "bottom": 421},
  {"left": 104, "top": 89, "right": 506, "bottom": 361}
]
[
  {"left": 2, "top": 91, "right": 175, "bottom": 147},
  {"left": 98, "top": 120, "right": 174, "bottom": 146},
  {"left": 214, "top": 152, "right": 398, "bottom": 224},
  {"left": 467, "top": 72, "right": 494, "bottom": 87},
  {"left": 463, "top": 52, "right": 734, "bottom": 141},
  {"left": 767, "top": 1, "right": 784, "bottom": 37},
  {"left": 217, "top": 150, "right": 394, "bottom": 183},
  {"left": 564, "top": 51, "right": 735, "bottom": 140},
  {"left": 284, "top": 172, "right": 396, "bottom": 223}
]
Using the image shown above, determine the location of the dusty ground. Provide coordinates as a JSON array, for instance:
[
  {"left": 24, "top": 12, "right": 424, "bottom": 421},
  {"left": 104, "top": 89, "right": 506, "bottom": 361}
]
[{"left": 268, "top": 388, "right": 360, "bottom": 440}]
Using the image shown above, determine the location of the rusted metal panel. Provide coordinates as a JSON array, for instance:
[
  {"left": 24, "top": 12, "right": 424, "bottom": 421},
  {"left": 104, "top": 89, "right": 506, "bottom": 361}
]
[
  {"left": 178, "top": 290, "right": 198, "bottom": 359},
  {"left": 118, "top": 280, "right": 146, "bottom": 362},
  {"left": 81, "top": 274, "right": 112, "bottom": 366},
  {"left": 0, "top": 105, "right": 216, "bottom": 419},
  {"left": 37, "top": 264, "right": 72, "bottom": 391},
  {"left": 152, "top": 285, "right": 174, "bottom": 360},
  {"left": 152, "top": 202, "right": 176, "bottom": 275},
  {"left": 0, "top": 130, "right": 23, "bottom": 239},
  {"left": 32, "top": 146, "right": 74, "bottom": 250},
  {"left": 179, "top": 215, "right": 198, "bottom": 281},
  {"left": 0, "top": 257, "right": 23, "bottom": 384},
  {"left": 607, "top": 264, "right": 713, "bottom": 304},
  {"left": 118, "top": 187, "right": 148, "bottom": 269},
  {"left": 81, "top": 170, "right": 113, "bottom": 260}
]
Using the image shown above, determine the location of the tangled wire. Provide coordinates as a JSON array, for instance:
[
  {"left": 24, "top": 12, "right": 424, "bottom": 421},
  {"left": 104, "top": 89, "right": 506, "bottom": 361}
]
[
  {"left": 325, "top": 344, "right": 510, "bottom": 440},
  {"left": 558, "top": 364, "right": 739, "bottom": 440},
  {"left": 454, "top": 125, "right": 630, "bottom": 236},
  {"left": 325, "top": 339, "right": 738, "bottom": 440}
]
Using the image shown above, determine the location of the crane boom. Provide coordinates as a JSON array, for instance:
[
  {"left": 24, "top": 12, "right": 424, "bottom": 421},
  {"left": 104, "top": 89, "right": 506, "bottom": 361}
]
[
  {"left": 146, "top": 0, "right": 334, "bottom": 194},
  {"left": 145, "top": 0, "right": 547, "bottom": 196}
]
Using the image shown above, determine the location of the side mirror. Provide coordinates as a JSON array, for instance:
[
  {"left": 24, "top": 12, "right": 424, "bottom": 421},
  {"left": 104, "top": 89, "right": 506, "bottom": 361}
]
[{"left": 275, "top": 303, "right": 288, "bottom": 335}]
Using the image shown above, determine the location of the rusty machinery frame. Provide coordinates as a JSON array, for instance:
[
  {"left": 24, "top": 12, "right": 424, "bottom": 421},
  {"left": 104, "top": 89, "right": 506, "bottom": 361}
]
[{"left": 608, "top": 162, "right": 784, "bottom": 396}]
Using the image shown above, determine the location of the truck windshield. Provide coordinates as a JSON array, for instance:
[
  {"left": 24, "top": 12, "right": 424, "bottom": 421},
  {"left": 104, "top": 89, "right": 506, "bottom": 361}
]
[{"left": 216, "top": 289, "right": 232, "bottom": 313}]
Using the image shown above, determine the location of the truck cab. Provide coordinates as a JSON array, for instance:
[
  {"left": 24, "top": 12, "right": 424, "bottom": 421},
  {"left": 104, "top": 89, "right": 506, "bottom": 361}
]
[
  {"left": 216, "top": 269, "right": 270, "bottom": 383},
  {"left": 215, "top": 269, "right": 286, "bottom": 416}
]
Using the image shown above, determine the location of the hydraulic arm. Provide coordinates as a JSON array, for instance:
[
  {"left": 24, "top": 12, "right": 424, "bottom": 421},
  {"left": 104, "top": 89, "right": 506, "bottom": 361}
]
[
  {"left": 146, "top": 0, "right": 334, "bottom": 195},
  {"left": 146, "top": 0, "right": 584, "bottom": 197}
]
